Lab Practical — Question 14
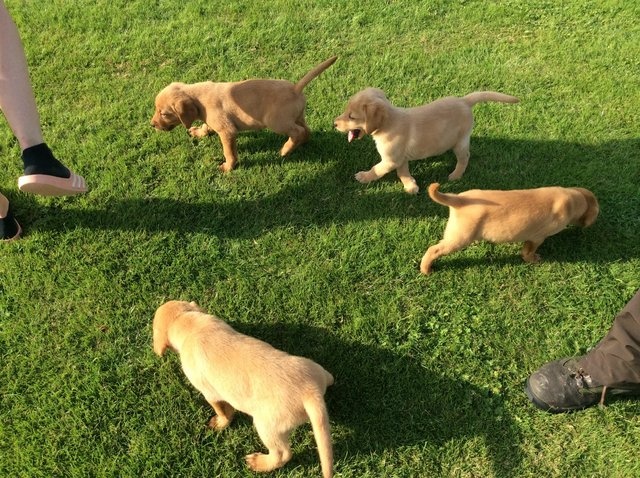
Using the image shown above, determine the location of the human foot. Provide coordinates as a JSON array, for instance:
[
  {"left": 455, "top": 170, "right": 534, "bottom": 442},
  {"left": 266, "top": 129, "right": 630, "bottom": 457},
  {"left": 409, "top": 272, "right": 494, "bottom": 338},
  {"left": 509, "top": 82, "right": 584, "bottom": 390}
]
[
  {"left": 18, "top": 143, "right": 87, "bottom": 196},
  {"left": 0, "top": 195, "right": 21, "bottom": 241}
]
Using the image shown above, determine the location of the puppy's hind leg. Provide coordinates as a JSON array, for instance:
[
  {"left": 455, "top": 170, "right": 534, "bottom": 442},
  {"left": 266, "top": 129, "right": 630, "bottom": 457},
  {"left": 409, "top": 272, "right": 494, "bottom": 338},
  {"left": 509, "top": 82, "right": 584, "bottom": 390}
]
[
  {"left": 246, "top": 419, "right": 293, "bottom": 473},
  {"left": 448, "top": 134, "right": 471, "bottom": 180},
  {"left": 280, "top": 118, "right": 310, "bottom": 156},
  {"left": 420, "top": 239, "right": 468, "bottom": 275}
]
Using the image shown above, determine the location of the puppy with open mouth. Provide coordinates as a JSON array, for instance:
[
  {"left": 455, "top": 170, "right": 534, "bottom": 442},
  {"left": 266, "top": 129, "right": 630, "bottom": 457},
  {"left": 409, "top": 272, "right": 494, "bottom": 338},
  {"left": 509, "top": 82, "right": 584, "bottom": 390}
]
[
  {"left": 153, "top": 300, "right": 335, "bottom": 477},
  {"left": 334, "top": 88, "right": 518, "bottom": 194}
]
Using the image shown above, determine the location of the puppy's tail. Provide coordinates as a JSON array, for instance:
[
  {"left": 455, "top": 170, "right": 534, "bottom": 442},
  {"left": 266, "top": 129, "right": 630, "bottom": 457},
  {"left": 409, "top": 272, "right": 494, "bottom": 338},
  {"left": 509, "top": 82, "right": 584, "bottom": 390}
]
[
  {"left": 428, "top": 183, "right": 467, "bottom": 208},
  {"left": 303, "top": 392, "right": 334, "bottom": 478},
  {"left": 294, "top": 56, "right": 338, "bottom": 94},
  {"left": 462, "top": 91, "right": 519, "bottom": 107}
]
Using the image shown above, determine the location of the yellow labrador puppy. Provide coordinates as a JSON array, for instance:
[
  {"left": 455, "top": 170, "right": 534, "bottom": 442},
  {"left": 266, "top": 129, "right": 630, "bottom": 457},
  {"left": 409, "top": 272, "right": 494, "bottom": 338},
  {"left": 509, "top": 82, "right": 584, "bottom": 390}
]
[
  {"left": 151, "top": 56, "right": 337, "bottom": 172},
  {"left": 334, "top": 88, "right": 518, "bottom": 194},
  {"left": 153, "top": 300, "right": 334, "bottom": 478},
  {"left": 420, "top": 183, "right": 599, "bottom": 274}
]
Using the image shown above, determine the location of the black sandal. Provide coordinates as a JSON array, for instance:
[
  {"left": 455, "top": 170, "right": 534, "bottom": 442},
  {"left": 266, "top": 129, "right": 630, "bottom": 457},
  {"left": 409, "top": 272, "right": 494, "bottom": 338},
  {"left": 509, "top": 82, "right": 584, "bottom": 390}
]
[{"left": 0, "top": 201, "right": 22, "bottom": 241}]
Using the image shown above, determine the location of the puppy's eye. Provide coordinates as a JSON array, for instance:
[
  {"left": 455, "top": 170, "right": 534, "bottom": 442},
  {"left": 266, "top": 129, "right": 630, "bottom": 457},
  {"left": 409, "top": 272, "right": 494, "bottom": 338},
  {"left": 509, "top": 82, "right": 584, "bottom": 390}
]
[{"left": 348, "top": 114, "right": 355, "bottom": 120}]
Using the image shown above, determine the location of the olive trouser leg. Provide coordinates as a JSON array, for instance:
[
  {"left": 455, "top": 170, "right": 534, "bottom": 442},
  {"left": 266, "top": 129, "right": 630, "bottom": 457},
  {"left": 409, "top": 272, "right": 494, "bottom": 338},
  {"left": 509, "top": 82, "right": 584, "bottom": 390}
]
[{"left": 579, "top": 289, "right": 640, "bottom": 387}]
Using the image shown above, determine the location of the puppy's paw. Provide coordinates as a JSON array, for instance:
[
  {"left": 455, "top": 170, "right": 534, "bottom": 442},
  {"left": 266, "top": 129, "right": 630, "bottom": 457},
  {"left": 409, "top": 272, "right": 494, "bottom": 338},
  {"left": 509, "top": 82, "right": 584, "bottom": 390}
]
[
  {"left": 404, "top": 183, "right": 419, "bottom": 194},
  {"left": 523, "top": 253, "right": 542, "bottom": 264},
  {"left": 218, "top": 162, "right": 235, "bottom": 173},
  {"left": 447, "top": 171, "right": 463, "bottom": 181},
  {"left": 280, "top": 139, "right": 296, "bottom": 156},
  {"left": 245, "top": 452, "right": 272, "bottom": 472},
  {"left": 208, "top": 415, "right": 230, "bottom": 430},
  {"left": 355, "top": 171, "right": 372, "bottom": 184},
  {"left": 188, "top": 125, "right": 211, "bottom": 138},
  {"left": 419, "top": 263, "right": 432, "bottom": 275}
]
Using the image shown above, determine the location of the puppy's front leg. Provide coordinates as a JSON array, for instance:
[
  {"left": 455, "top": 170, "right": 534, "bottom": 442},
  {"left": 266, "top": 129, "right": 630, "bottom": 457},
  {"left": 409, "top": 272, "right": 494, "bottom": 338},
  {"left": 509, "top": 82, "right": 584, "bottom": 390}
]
[
  {"left": 208, "top": 401, "right": 236, "bottom": 430},
  {"left": 355, "top": 161, "right": 395, "bottom": 185},
  {"left": 521, "top": 239, "right": 543, "bottom": 263},
  {"left": 218, "top": 131, "right": 239, "bottom": 172},
  {"left": 396, "top": 163, "right": 419, "bottom": 194}
]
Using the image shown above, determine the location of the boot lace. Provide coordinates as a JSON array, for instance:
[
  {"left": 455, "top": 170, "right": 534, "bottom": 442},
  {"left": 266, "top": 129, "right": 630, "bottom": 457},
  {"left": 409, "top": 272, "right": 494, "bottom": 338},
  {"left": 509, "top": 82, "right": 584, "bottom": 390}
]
[{"left": 573, "top": 367, "right": 608, "bottom": 407}]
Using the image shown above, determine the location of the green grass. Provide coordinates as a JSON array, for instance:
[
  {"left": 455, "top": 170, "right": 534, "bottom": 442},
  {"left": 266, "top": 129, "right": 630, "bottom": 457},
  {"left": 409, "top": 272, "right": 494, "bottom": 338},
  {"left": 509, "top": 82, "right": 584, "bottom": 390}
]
[{"left": 1, "top": 0, "right": 639, "bottom": 476}]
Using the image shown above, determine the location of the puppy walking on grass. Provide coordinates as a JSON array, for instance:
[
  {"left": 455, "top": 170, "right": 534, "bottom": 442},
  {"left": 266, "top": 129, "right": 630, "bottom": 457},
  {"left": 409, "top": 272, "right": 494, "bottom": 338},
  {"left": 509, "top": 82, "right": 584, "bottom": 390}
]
[
  {"left": 334, "top": 88, "right": 518, "bottom": 194},
  {"left": 153, "top": 300, "right": 334, "bottom": 478},
  {"left": 420, "top": 183, "right": 599, "bottom": 274},
  {"left": 151, "top": 56, "right": 337, "bottom": 172}
]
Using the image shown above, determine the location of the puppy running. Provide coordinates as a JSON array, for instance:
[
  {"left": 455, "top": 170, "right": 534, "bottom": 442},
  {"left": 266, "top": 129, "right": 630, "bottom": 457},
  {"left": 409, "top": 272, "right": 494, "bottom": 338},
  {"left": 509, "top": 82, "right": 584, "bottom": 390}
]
[
  {"left": 151, "top": 56, "right": 337, "bottom": 172},
  {"left": 333, "top": 88, "right": 518, "bottom": 194},
  {"left": 420, "top": 183, "right": 599, "bottom": 274},
  {"left": 153, "top": 300, "right": 334, "bottom": 478}
]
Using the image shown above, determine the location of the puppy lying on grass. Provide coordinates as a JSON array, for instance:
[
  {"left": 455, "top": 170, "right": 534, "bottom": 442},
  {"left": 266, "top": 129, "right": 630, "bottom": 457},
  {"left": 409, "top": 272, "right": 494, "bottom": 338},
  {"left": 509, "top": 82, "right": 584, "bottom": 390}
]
[
  {"left": 151, "top": 56, "right": 337, "bottom": 172},
  {"left": 420, "top": 183, "right": 599, "bottom": 274},
  {"left": 333, "top": 88, "right": 518, "bottom": 194},
  {"left": 153, "top": 300, "right": 334, "bottom": 478}
]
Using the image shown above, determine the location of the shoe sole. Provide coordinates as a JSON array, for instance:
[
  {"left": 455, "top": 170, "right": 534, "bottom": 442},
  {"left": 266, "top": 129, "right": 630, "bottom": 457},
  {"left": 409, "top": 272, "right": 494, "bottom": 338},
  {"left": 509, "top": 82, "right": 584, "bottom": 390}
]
[{"left": 18, "top": 173, "right": 87, "bottom": 196}]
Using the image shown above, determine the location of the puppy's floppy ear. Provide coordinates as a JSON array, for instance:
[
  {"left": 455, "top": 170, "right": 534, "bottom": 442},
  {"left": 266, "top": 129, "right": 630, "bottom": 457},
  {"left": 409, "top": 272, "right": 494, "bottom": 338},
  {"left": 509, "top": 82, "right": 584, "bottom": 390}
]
[
  {"left": 153, "top": 330, "right": 168, "bottom": 356},
  {"left": 172, "top": 93, "right": 199, "bottom": 129},
  {"left": 574, "top": 188, "right": 599, "bottom": 227},
  {"left": 152, "top": 313, "right": 170, "bottom": 356},
  {"left": 363, "top": 98, "right": 387, "bottom": 134}
]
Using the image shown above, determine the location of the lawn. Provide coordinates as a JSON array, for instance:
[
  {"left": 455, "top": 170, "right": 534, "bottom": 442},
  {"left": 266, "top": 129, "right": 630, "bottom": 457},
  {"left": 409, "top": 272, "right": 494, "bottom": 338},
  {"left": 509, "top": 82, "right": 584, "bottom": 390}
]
[{"left": 1, "top": 0, "right": 639, "bottom": 477}]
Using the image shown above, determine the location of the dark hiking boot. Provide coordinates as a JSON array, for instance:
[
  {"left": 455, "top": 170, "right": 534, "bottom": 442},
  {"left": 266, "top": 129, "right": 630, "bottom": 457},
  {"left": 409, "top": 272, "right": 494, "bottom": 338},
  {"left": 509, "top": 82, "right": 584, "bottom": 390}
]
[{"left": 525, "top": 357, "right": 640, "bottom": 413}]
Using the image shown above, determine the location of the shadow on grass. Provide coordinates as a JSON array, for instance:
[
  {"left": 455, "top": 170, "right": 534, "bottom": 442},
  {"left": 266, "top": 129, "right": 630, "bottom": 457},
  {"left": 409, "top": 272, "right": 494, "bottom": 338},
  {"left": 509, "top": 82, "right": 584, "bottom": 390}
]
[
  {"left": 12, "top": 134, "right": 639, "bottom": 263},
  {"left": 231, "top": 322, "right": 523, "bottom": 477}
]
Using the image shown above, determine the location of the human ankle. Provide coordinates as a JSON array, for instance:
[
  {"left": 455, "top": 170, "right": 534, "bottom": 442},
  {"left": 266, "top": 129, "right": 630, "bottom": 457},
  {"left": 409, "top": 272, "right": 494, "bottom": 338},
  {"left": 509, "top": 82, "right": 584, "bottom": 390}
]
[{"left": 22, "top": 143, "right": 70, "bottom": 178}]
